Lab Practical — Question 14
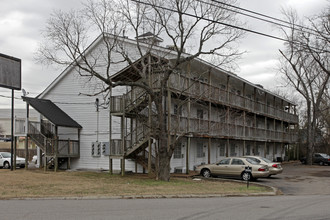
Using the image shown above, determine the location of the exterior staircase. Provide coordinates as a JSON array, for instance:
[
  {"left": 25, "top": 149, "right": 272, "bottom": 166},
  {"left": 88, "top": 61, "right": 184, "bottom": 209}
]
[
  {"left": 27, "top": 121, "right": 79, "bottom": 170},
  {"left": 111, "top": 85, "right": 157, "bottom": 171}
]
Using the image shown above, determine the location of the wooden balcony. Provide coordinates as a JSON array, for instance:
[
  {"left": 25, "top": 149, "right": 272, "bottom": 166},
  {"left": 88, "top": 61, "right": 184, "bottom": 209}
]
[
  {"left": 170, "top": 116, "right": 297, "bottom": 143},
  {"left": 162, "top": 73, "right": 299, "bottom": 124}
]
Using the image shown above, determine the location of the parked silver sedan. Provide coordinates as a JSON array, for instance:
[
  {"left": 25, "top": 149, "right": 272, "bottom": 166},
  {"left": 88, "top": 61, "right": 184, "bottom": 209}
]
[
  {"left": 244, "top": 156, "right": 283, "bottom": 177},
  {"left": 195, "top": 157, "right": 269, "bottom": 181}
]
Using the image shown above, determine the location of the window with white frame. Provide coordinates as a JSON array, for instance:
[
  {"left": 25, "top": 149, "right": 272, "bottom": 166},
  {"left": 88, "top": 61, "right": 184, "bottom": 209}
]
[
  {"left": 196, "top": 143, "right": 204, "bottom": 158},
  {"left": 219, "top": 144, "right": 225, "bottom": 156},
  {"left": 246, "top": 145, "right": 251, "bottom": 155},
  {"left": 173, "top": 144, "right": 182, "bottom": 159},
  {"left": 230, "top": 144, "right": 236, "bottom": 156}
]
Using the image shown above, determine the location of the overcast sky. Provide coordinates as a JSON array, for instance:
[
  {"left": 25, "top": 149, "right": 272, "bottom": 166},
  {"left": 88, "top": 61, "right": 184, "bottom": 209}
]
[{"left": 0, "top": 0, "right": 328, "bottom": 109}]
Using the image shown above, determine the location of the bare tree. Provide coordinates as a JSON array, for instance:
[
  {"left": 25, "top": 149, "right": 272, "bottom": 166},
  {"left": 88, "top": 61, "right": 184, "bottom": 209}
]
[
  {"left": 278, "top": 9, "right": 330, "bottom": 164},
  {"left": 38, "top": 0, "right": 243, "bottom": 181}
]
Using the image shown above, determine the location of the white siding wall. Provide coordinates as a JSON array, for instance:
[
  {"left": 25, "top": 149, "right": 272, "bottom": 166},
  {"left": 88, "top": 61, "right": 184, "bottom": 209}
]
[{"left": 41, "top": 41, "right": 140, "bottom": 171}]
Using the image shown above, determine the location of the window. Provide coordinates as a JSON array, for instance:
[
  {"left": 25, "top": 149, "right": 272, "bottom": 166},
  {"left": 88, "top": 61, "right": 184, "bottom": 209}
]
[
  {"left": 248, "top": 157, "right": 260, "bottom": 163},
  {"left": 219, "top": 145, "right": 225, "bottom": 156},
  {"left": 217, "top": 158, "right": 230, "bottom": 165},
  {"left": 197, "top": 109, "right": 203, "bottom": 119},
  {"left": 196, "top": 143, "right": 204, "bottom": 158},
  {"left": 231, "top": 159, "right": 245, "bottom": 165},
  {"left": 173, "top": 145, "right": 182, "bottom": 159},
  {"left": 230, "top": 144, "right": 236, "bottom": 156},
  {"left": 246, "top": 145, "right": 251, "bottom": 155}
]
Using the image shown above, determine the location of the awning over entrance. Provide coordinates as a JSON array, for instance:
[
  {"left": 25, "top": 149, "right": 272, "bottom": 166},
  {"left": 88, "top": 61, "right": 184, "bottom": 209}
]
[{"left": 22, "top": 97, "right": 82, "bottom": 129}]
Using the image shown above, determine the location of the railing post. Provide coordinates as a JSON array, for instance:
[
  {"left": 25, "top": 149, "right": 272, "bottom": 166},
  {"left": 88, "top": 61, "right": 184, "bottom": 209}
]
[{"left": 54, "top": 137, "right": 58, "bottom": 172}]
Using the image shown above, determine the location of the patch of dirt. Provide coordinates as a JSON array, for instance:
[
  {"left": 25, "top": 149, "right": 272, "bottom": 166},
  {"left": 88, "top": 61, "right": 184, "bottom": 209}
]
[{"left": 309, "top": 170, "right": 330, "bottom": 177}]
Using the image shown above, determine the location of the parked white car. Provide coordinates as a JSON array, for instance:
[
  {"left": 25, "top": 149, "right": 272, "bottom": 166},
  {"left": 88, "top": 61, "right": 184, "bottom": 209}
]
[{"left": 0, "top": 152, "right": 26, "bottom": 169}]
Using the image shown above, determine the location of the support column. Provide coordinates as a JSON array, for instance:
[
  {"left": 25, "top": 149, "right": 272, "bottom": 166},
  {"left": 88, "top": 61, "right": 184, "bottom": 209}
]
[
  {"left": 186, "top": 62, "right": 191, "bottom": 175},
  {"left": 109, "top": 85, "right": 113, "bottom": 174},
  {"left": 54, "top": 126, "right": 58, "bottom": 172},
  {"left": 25, "top": 102, "right": 29, "bottom": 170},
  {"left": 186, "top": 137, "right": 190, "bottom": 174},
  {"left": 121, "top": 115, "right": 125, "bottom": 176},
  {"left": 13, "top": 136, "right": 17, "bottom": 170},
  {"left": 208, "top": 138, "right": 211, "bottom": 164}
]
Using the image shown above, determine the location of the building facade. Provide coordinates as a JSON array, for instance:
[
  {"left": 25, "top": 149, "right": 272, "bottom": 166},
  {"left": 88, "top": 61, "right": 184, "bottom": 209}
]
[{"left": 15, "top": 34, "right": 298, "bottom": 173}]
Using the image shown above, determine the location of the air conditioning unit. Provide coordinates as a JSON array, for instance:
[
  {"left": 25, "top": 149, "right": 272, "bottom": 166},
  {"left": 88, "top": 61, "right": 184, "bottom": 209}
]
[{"left": 174, "top": 167, "right": 187, "bottom": 173}]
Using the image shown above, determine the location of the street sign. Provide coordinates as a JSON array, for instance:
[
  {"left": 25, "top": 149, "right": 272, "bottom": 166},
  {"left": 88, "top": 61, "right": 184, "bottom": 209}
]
[{"left": 0, "top": 53, "right": 21, "bottom": 90}]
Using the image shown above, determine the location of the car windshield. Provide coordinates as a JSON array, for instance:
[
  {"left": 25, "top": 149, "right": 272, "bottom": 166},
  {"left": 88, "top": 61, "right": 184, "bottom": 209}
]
[
  {"left": 319, "top": 153, "right": 329, "bottom": 158},
  {"left": 1, "top": 152, "right": 11, "bottom": 158},
  {"left": 245, "top": 158, "right": 259, "bottom": 165},
  {"left": 261, "top": 157, "right": 272, "bottom": 163}
]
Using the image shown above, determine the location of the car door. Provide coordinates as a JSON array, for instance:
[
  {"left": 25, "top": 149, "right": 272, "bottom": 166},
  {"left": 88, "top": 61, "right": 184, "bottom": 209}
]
[
  {"left": 227, "top": 158, "right": 246, "bottom": 176},
  {"left": 0, "top": 154, "right": 3, "bottom": 167},
  {"left": 313, "top": 154, "right": 321, "bottom": 163},
  {"left": 213, "top": 158, "right": 231, "bottom": 176}
]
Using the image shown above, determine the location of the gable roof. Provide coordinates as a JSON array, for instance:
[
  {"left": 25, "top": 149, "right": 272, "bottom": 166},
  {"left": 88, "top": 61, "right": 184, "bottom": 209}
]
[
  {"left": 38, "top": 33, "right": 296, "bottom": 106},
  {"left": 22, "top": 97, "right": 82, "bottom": 128}
]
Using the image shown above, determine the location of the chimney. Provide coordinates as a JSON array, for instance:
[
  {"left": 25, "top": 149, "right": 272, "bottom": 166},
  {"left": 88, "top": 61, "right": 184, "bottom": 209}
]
[{"left": 136, "top": 32, "right": 163, "bottom": 46}]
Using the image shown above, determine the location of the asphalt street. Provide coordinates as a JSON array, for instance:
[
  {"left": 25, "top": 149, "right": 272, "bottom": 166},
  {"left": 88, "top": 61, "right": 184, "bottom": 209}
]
[
  {"left": 1, "top": 162, "right": 330, "bottom": 220},
  {"left": 1, "top": 195, "right": 330, "bottom": 220},
  {"left": 257, "top": 162, "right": 330, "bottom": 195}
]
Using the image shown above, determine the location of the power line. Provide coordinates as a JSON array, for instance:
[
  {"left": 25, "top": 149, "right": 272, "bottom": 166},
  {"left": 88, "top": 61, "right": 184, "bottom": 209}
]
[
  {"left": 210, "top": 0, "right": 317, "bottom": 34},
  {"left": 198, "top": 0, "right": 319, "bottom": 37},
  {"left": 131, "top": 0, "right": 287, "bottom": 41},
  {"left": 130, "top": 0, "right": 330, "bottom": 53},
  {"left": 0, "top": 94, "right": 22, "bottom": 100}
]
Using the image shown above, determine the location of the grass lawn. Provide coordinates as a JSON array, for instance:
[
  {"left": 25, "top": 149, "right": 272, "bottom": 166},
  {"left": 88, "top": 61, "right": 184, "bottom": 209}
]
[{"left": 0, "top": 169, "right": 272, "bottom": 199}]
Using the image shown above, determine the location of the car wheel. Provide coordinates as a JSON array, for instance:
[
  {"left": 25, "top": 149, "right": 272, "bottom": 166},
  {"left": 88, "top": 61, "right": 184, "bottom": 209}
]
[
  {"left": 242, "top": 172, "right": 251, "bottom": 181},
  {"left": 201, "top": 169, "right": 211, "bottom": 178},
  {"left": 3, "top": 162, "right": 10, "bottom": 169},
  {"left": 20, "top": 165, "right": 25, "bottom": 168},
  {"left": 319, "top": 161, "right": 324, "bottom": 166}
]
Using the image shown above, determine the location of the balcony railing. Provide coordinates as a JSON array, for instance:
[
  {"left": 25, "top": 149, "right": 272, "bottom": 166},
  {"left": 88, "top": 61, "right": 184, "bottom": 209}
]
[
  {"left": 170, "top": 116, "right": 297, "bottom": 143},
  {"left": 58, "top": 140, "right": 79, "bottom": 157},
  {"left": 166, "top": 73, "right": 299, "bottom": 124}
]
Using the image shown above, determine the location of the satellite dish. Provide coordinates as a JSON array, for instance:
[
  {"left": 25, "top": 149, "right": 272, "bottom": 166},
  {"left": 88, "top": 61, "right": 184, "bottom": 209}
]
[{"left": 22, "top": 89, "right": 27, "bottom": 97}]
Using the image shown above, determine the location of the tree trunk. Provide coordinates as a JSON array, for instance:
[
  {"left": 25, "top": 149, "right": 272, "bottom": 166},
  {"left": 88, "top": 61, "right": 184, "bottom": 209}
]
[
  {"left": 306, "top": 100, "right": 313, "bottom": 165},
  {"left": 158, "top": 147, "right": 171, "bottom": 181}
]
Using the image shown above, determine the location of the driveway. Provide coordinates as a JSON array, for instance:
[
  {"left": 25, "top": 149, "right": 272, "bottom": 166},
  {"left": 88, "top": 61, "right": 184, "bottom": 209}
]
[{"left": 258, "top": 161, "right": 330, "bottom": 195}]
